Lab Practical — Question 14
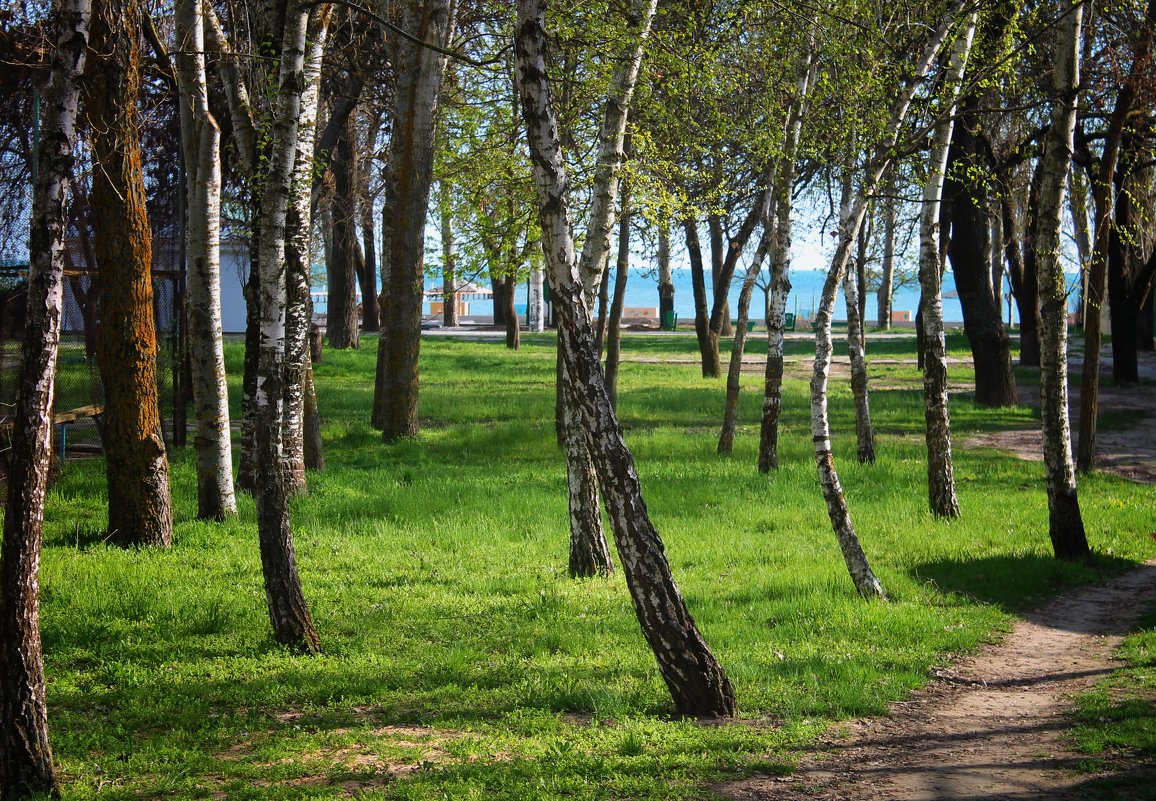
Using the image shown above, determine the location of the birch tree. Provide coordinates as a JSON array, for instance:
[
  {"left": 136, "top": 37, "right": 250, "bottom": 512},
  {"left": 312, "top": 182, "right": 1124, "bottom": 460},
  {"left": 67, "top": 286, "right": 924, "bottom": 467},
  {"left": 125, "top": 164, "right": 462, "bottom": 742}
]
[
  {"left": 85, "top": 0, "right": 173, "bottom": 547},
  {"left": 0, "top": 2, "right": 88, "bottom": 796},
  {"left": 1036, "top": 0, "right": 1091, "bottom": 562},
  {"left": 920, "top": 12, "right": 977, "bottom": 518},
  {"left": 252, "top": 0, "right": 328, "bottom": 652},
  {"left": 809, "top": 2, "right": 964, "bottom": 598},
  {"left": 517, "top": 0, "right": 736, "bottom": 716},
  {"left": 174, "top": 0, "right": 237, "bottom": 521}
]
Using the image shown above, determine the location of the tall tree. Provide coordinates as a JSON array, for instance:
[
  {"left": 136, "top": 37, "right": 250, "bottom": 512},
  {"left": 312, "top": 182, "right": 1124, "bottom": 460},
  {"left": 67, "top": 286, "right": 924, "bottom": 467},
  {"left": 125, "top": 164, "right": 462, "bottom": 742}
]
[
  {"left": 1036, "top": 0, "right": 1090, "bottom": 562},
  {"left": 252, "top": 0, "right": 327, "bottom": 652},
  {"left": 517, "top": 0, "right": 735, "bottom": 716},
  {"left": 372, "top": 0, "right": 456, "bottom": 439},
  {"left": 920, "top": 11, "right": 978, "bottom": 519},
  {"left": 174, "top": 0, "right": 237, "bottom": 521},
  {"left": 0, "top": 1, "right": 88, "bottom": 796},
  {"left": 85, "top": 0, "right": 173, "bottom": 547}
]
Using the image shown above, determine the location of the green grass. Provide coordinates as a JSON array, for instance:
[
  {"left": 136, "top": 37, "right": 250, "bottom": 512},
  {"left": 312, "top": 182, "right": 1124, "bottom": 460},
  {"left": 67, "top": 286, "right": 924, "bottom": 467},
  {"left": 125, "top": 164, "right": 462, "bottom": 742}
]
[
  {"left": 1069, "top": 605, "right": 1156, "bottom": 798},
  {"left": 37, "top": 331, "right": 1156, "bottom": 799}
]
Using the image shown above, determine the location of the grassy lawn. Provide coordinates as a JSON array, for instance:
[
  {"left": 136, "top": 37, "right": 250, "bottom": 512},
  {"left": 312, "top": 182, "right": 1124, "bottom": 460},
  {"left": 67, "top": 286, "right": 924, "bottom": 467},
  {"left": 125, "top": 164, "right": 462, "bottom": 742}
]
[{"left": 38, "top": 332, "right": 1156, "bottom": 799}]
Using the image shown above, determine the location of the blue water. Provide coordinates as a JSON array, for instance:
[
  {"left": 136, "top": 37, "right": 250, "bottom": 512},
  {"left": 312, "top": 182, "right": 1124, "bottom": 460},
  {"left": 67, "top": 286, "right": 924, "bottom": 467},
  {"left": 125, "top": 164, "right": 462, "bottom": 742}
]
[{"left": 316, "top": 267, "right": 1079, "bottom": 325}]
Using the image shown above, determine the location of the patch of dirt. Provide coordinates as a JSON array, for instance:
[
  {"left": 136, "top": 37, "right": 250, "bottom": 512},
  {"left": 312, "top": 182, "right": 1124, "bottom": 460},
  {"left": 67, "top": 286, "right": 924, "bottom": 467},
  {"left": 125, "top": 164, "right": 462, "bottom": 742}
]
[
  {"left": 966, "top": 350, "right": 1156, "bottom": 484},
  {"left": 718, "top": 560, "right": 1156, "bottom": 801}
]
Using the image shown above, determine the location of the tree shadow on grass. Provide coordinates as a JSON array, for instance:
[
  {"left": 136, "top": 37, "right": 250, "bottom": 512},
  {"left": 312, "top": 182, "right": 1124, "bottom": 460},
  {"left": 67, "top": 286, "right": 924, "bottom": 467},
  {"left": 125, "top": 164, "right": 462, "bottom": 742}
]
[{"left": 908, "top": 552, "right": 1140, "bottom": 613}]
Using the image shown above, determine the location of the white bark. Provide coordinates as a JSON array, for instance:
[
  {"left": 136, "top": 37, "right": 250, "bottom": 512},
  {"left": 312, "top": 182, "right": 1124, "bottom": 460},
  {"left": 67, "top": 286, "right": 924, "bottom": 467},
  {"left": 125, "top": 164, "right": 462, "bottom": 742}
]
[
  {"left": 1037, "top": 0, "right": 1089, "bottom": 560},
  {"left": 175, "top": 0, "right": 237, "bottom": 520},
  {"left": 918, "top": 12, "right": 976, "bottom": 519},
  {"left": 528, "top": 269, "right": 545, "bottom": 331}
]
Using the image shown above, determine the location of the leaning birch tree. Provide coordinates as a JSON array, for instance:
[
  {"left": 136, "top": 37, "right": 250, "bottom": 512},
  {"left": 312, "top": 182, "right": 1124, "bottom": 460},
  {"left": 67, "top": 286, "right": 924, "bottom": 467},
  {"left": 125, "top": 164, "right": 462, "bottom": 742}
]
[
  {"left": 919, "top": 11, "right": 977, "bottom": 518},
  {"left": 809, "top": 2, "right": 965, "bottom": 598},
  {"left": 174, "top": 0, "right": 237, "bottom": 521},
  {"left": 516, "top": 0, "right": 736, "bottom": 717},
  {"left": 1036, "top": 0, "right": 1091, "bottom": 562},
  {"left": 0, "top": 1, "right": 89, "bottom": 796}
]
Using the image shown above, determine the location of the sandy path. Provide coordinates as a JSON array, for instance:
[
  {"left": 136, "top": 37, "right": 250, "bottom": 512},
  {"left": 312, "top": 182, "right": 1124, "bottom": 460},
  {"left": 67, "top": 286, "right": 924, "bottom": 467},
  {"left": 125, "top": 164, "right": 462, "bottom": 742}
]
[{"left": 719, "top": 561, "right": 1156, "bottom": 801}]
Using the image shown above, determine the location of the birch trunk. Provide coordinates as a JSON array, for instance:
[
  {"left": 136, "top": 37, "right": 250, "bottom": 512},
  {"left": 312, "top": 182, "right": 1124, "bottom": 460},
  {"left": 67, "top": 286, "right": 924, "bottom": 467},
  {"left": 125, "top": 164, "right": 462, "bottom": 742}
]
[
  {"left": 283, "top": 12, "right": 329, "bottom": 497},
  {"left": 1037, "top": 0, "right": 1090, "bottom": 562},
  {"left": 920, "top": 12, "right": 977, "bottom": 519},
  {"left": 657, "top": 226, "right": 674, "bottom": 324},
  {"left": 843, "top": 255, "right": 875, "bottom": 464},
  {"left": 253, "top": 2, "right": 324, "bottom": 652},
  {"left": 604, "top": 201, "right": 630, "bottom": 410},
  {"left": 373, "top": 0, "right": 456, "bottom": 439},
  {"left": 86, "top": 0, "right": 173, "bottom": 547},
  {"left": 877, "top": 174, "right": 896, "bottom": 329},
  {"left": 528, "top": 269, "right": 545, "bottom": 332},
  {"left": 808, "top": 4, "right": 962, "bottom": 597},
  {"left": 718, "top": 225, "right": 771, "bottom": 455},
  {"left": 517, "top": 0, "right": 735, "bottom": 716},
  {"left": 328, "top": 111, "right": 362, "bottom": 349},
  {"left": 0, "top": 0, "right": 88, "bottom": 794},
  {"left": 757, "top": 53, "right": 815, "bottom": 471},
  {"left": 175, "top": 0, "right": 237, "bottom": 521}
]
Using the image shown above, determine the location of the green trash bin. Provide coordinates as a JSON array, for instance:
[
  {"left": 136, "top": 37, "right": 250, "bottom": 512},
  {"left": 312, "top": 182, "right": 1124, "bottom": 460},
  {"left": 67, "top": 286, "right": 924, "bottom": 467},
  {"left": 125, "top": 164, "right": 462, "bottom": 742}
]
[
  {"left": 746, "top": 320, "right": 755, "bottom": 333},
  {"left": 784, "top": 312, "right": 796, "bottom": 331},
  {"left": 661, "top": 310, "right": 677, "bottom": 330}
]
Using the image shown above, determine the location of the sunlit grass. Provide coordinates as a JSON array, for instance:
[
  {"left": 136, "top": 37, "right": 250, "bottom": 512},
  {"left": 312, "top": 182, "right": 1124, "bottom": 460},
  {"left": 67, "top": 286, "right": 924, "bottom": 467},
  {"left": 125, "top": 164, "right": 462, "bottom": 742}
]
[{"left": 38, "top": 331, "right": 1155, "bottom": 799}]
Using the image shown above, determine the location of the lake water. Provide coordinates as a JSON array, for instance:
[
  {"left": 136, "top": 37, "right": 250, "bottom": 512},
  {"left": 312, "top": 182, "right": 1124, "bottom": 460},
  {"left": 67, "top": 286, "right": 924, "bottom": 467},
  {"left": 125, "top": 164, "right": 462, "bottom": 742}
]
[{"left": 315, "top": 266, "right": 1080, "bottom": 325}]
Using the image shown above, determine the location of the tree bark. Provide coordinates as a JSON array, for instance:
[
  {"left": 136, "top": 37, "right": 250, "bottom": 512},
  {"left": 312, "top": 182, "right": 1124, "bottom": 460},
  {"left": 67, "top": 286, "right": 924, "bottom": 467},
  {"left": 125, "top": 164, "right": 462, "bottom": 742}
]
[
  {"left": 358, "top": 112, "right": 380, "bottom": 333},
  {"left": 86, "top": 0, "right": 173, "bottom": 547},
  {"left": 503, "top": 272, "right": 520, "bottom": 350},
  {"left": 517, "top": 0, "right": 735, "bottom": 716},
  {"left": 175, "top": 0, "right": 237, "bottom": 521},
  {"left": 1015, "top": 167, "right": 1043, "bottom": 367},
  {"left": 877, "top": 175, "right": 896, "bottom": 329},
  {"left": 605, "top": 199, "right": 630, "bottom": 410},
  {"left": 327, "top": 111, "right": 362, "bottom": 349},
  {"left": 843, "top": 253, "right": 875, "bottom": 465},
  {"left": 252, "top": 2, "right": 326, "bottom": 652},
  {"left": 1036, "top": 0, "right": 1090, "bottom": 563},
  {"left": 920, "top": 12, "right": 977, "bottom": 518},
  {"left": 0, "top": 1, "right": 88, "bottom": 795},
  {"left": 440, "top": 202, "right": 458, "bottom": 327},
  {"left": 719, "top": 227, "right": 770, "bottom": 456},
  {"left": 373, "top": 0, "right": 456, "bottom": 439},
  {"left": 657, "top": 225, "right": 674, "bottom": 324},
  {"left": 684, "top": 221, "right": 718, "bottom": 377}
]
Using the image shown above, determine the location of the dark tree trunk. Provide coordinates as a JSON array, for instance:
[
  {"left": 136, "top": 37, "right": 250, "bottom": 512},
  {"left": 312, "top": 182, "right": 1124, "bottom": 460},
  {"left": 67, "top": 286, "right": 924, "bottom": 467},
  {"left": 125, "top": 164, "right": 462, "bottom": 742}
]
[
  {"left": 1108, "top": 131, "right": 1156, "bottom": 384},
  {"left": 684, "top": 221, "right": 719, "bottom": 377},
  {"left": 708, "top": 215, "right": 733, "bottom": 338},
  {"left": 1013, "top": 169, "right": 1043, "bottom": 367},
  {"left": 0, "top": 0, "right": 89, "bottom": 794},
  {"left": 327, "top": 112, "right": 361, "bottom": 349},
  {"left": 657, "top": 226, "right": 674, "bottom": 324},
  {"left": 372, "top": 0, "right": 455, "bottom": 440},
  {"left": 503, "top": 273, "right": 520, "bottom": 350},
  {"left": 944, "top": 117, "right": 1017, "bottom": 407},
  {"left": 238, "top": 245, "right": 260, "bottom": 493},
  {"left": 86, "top": 0, "right": 173, "bottom": 547},
  {"left": 491, "top": 277, "right": 507, "bottom": 326}
]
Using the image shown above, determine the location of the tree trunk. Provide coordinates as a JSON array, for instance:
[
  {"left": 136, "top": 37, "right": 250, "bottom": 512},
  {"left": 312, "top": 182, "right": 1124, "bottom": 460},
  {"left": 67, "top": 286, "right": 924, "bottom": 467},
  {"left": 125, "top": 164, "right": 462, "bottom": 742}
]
[
  {"left": 605, "top": 200, "right": 630, "bottom": 410},
  {"left": 657, "top": 225, "right": 674, "bottom": 324},
  {"left": 86, "top": 0, "right": 173, "bottom": 547},
  {"left": 327, "top": 111, "right": 361, "bottom": 349},
  {"left": 252, "top": 2, "right": 326, "bottom": 652},
  {"left": 440, "top": 203, "right": 458, "bottom": 327},
  {"left": 1015, "top": 167, "right": 1043, "bottom": 367},
  {"left": 0, "top": 1, "right": 88, "bottom": 794},
  {"left": 920, "top": 12, "right": 976, "bottom": 518},
  {"left": 563, "top": 375, "right": 613, "bottom": 579},
  {"left": 517, "top": 0, "right": 735, "bottom": 716},
  {"left": 358, "top": 115, "right": 380, "bottom": 333},
  {"left": 1036, "top": 0, "right": 1090, "bottom": 563},
  {"left": 594, "top": 265, "right": 610, "bottom": 356},
  {"left": 303, "top": 359, "right": 324, "bottom": 471},
  {"left": 684, "top": 221, "right": 719, "bottom": 377},
  {"left": 843, "top": 255, "right": 875, "bottom": 464},
  {"left": 528, "top": 269, "right": 545, "bottom": 332},
  {"left": 719, "top": 229, "right": 769, "bottom": 455},
  {"left": 372, "top": 0, "right": 456, "bottom": 440},
  {"left": 877, "top": 174, "right": 895, "bottom": 329},
  {"left": 503, "top": 272, "right": 520, "bottom": 350},
  {"left": 282, "top": 17, "right": 328, "bottom": 497},
  {"left": 175, "top": 0, "right": 237, "bottom": 521}
]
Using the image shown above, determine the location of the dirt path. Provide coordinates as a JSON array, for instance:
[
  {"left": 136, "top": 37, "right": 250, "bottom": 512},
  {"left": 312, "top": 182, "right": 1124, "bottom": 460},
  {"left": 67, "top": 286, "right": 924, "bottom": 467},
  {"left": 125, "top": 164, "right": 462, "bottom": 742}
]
[{"left": 719, "top": 561, "right": 1156, "bottom": 801}]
